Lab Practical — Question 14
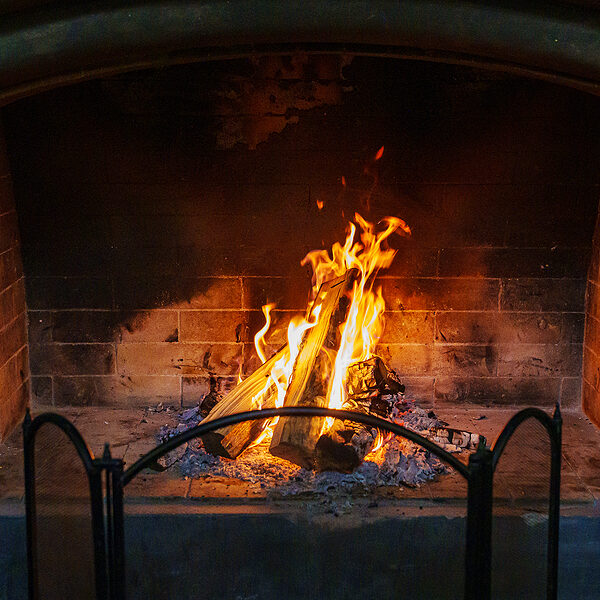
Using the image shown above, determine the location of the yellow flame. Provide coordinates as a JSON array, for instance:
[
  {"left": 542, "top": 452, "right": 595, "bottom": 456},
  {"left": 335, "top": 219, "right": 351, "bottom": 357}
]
[
  {"left": 254, "top": 303, "right": 275, "bottom": 364},
  {"left": 250, "top": 211, "right": 410, "bottom": 447}
]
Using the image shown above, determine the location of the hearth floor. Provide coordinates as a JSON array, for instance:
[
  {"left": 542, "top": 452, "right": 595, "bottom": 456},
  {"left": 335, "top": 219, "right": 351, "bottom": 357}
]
[{"left": 1, "top": 405, "right": 599, "bottom": 517}]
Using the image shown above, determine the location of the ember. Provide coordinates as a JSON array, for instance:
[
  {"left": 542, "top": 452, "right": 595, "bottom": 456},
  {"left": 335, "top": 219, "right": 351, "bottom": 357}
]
[{"left": 158, "top": 400, "right": 458, "bottom": 493}]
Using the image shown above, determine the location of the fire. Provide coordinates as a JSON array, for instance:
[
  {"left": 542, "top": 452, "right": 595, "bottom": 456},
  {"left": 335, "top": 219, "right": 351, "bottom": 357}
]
[
  {"left": 254, "top": 303, "right": 275, "bottom": 364},
  {"left": 250, "top": 212, "right": 410, "bottom": 446}
]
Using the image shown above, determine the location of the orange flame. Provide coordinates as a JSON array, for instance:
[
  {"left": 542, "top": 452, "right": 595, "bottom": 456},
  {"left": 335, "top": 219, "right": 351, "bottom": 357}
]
[
  {"left": 374, "top": 145, "right": 384, "bottom": 161},
  {"left": 251, "top": 212, "right": 410, "bottom": 445},
  {"left": 254, "top": 303, "right": 275, "bottom": 364},
  {"left": 302, "top": 213, "right": 410, "bottom": 433}
]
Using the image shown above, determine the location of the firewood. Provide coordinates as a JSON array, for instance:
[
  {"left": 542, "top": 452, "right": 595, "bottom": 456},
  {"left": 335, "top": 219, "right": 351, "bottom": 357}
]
[
  {"left": 426, "top": 427, "right": 480, "bottom": 451},
  {"left": 314, "top": 357, "right": 406, "bottom": 472},
  {"left": 201, "top": 347, "right": 287, "bottom": 458},
  {"left": 346, "top": 356, "right": 404, "bottom": 399},
  {"left": 269, "top": 269, "right": 358, "bottom": 469},
  {"left": 315, "top": 417, "right": 378, "bottom": 473},
  {"left": 345, "top": 356, "right": 404, "bottom": 419},
  {"left": 220, "top": 390, "right": 277, "bottom": 457}
]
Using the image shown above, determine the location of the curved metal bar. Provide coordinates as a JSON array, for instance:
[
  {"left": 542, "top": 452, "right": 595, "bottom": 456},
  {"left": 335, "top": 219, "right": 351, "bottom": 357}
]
[
  {"left": 490, "top": 405, "right": 562, "bottom": 600},
  {"left": 0, "top": 0, "right": 600, "bottom": 105},
  {"left": 2, "top": 43, "right": 600, "bottom": 107},
  {"left": 122, "top": 406, "right": 470, "bottom": 485},
  {"left": 491, "top": 406, "right": 559, "bottom": 472},
  {"left": 23, "top": 411, "right": 109, "bottom": 600},
  {"left": 24, "top": 411, "right": 96, "bottom": 473}
]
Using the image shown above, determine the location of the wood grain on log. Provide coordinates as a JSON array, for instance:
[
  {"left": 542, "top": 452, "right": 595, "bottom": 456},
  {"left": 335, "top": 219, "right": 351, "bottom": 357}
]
[
  {"left": 201, "top": 347, "right": 287, "bottom": 458},
  {"left": 269, "top": 270, "right": 358, "bottom": 469}
]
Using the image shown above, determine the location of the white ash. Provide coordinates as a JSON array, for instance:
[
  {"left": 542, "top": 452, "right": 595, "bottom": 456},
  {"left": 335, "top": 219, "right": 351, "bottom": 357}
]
[{"left": 156, "top": 401, "right": 453, "bottom": 495}]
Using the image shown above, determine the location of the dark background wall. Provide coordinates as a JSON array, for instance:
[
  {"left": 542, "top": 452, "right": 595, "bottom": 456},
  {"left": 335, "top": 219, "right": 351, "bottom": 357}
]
[{"left": 2, "top": 56, "right": 599, "bottom": 411}]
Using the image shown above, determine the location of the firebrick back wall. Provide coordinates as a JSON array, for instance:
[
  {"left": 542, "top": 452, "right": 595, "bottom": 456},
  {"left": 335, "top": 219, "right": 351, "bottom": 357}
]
[{"left": 2, "top": 58, "right": 599, "bottom": 411}]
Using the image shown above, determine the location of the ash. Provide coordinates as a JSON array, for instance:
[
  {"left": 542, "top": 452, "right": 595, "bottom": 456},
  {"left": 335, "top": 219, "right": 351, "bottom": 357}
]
[{"left": 157, "top": 401, "right": 452, "bottom": 496}]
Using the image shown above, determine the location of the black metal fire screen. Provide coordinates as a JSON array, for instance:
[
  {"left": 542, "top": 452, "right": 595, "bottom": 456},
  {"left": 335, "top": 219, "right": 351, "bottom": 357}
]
[{"left": 22, "top": 406, "right": 562, "bottom": 600}]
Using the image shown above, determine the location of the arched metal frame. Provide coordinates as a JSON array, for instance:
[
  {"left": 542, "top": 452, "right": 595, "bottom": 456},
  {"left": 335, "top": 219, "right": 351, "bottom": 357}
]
[
  {"left": 23, "top": 405, "right": 562, "bottom": 600},
  {"left": 490, "top": 406, "right": 563, "bottom": 600},
  {"left": 0, "top": 1, "right": 599, "bottom": 106},
  {"left": 22, "top": 411, "right": 111, "bottom": 600}
]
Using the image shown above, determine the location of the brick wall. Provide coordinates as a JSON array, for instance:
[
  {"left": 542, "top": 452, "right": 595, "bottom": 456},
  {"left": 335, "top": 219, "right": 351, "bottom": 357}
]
[
  {"left": 584, "top": 209, "right": 600, "bottom": 426},
  {"left": 2, "top": 57, "right": 599, "bottom": 411},
  {"left": 0, "top": 120, "right": 29, "bottom": 439}
]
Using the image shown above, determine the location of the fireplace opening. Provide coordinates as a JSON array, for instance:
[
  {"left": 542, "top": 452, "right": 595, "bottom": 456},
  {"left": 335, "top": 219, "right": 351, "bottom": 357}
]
[
  {"left": 1, "top": 52, "right": 600, "bottom": 600},
  {"left": 1, "top": 56, "right": 598, "bottom": 417},
  {"left": 2, "top": 51, "right": 600, "bottom": 483}
]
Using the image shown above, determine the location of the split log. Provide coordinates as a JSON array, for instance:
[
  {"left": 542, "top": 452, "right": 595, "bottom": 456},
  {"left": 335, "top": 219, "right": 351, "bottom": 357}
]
[
  {"left": 269, "top": 269, "right": 358, "bottom": 469},
  {"left": 346, "top": 356, "right": 404, "bottom": 418},
  {"left": 201, "top": 347, "right": 287, "bottom": 458}
]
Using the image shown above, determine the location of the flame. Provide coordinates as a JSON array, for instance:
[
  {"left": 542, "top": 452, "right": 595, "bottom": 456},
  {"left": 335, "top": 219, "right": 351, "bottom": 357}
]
[
  {"left": 316, "top": 199, "right": 324, "bottom": 210},
  {"left": 303, "top": 213, "right": 410, "bottom": 432},
  {"left": 245, "top": 302, "right": 322, "bottom": 448},
  {"left": 374, "top": 145, "right": 384, "bottom": 161},
  {"left": 254, "top": 303, "right": 275, "bottom": 364},
  {"left": 249, "top": 212, "right": 410, "bottom": 448}
]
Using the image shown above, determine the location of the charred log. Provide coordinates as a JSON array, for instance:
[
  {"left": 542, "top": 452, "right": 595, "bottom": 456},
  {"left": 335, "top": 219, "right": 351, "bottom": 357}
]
[{"left": 314, "top": 357, "right": 405, "bottom": 472}]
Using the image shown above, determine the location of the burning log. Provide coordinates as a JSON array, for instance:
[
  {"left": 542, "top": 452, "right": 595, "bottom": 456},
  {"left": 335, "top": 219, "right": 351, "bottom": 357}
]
[
  {"left": 201, "top": 347, "right": 287, "bottom": 458},
  {"left": 314, "top": 357, "right": 404, "bottom": 472},
  {"left": 314, "top": 419, "right": 378, "bottom": 473},
  {"left": 269, "top": 269, "right": 358, "bottom": 469},
  {"left": 199, "top": 214, "right": 415, "bottom": 471}
]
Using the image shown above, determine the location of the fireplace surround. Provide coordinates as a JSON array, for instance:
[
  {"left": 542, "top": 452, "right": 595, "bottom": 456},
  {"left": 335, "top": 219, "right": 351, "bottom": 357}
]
[{"left": 0, "top": 2, "right": 599, "bottom": 598}]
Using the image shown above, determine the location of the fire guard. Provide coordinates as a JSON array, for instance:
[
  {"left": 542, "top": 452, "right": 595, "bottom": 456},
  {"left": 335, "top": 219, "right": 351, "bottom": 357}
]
[{"left": 22, "top": 406, "right": 562, "bottom": 600}]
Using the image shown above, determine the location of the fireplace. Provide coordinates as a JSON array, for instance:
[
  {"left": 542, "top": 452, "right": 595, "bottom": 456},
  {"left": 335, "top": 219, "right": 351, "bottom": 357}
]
[
  {"left": 0, "top": 1, "right": 598, "bottom": 438},
  {"left": 0, "top": 2, "right": 600, "bottom": 600}
]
